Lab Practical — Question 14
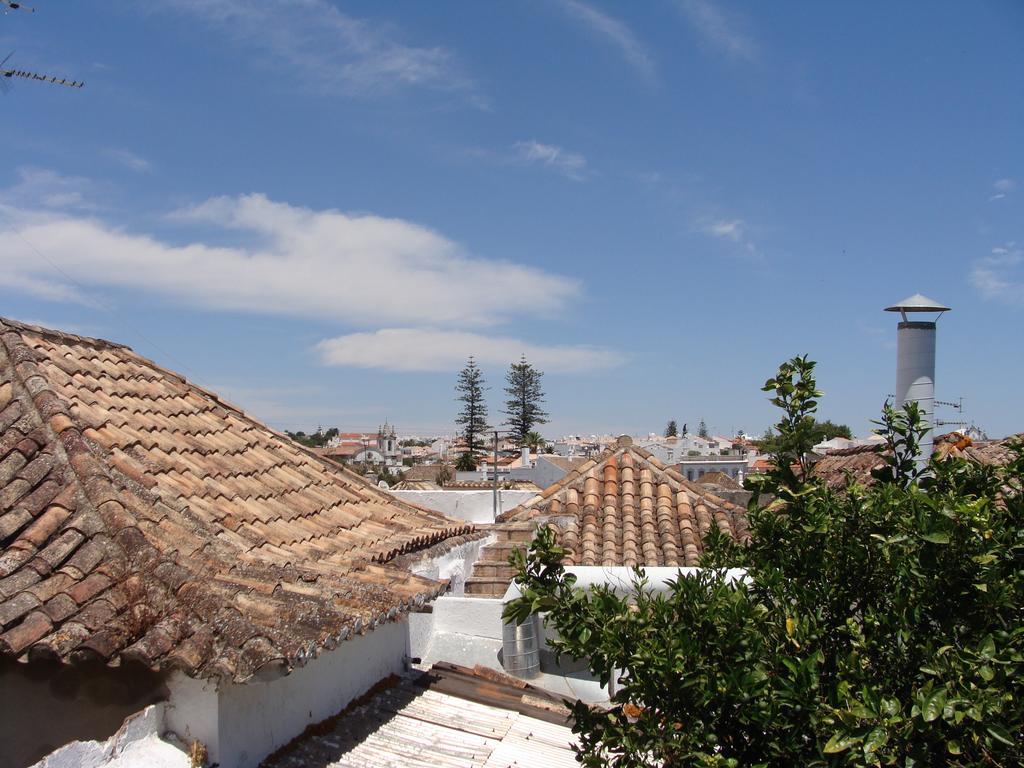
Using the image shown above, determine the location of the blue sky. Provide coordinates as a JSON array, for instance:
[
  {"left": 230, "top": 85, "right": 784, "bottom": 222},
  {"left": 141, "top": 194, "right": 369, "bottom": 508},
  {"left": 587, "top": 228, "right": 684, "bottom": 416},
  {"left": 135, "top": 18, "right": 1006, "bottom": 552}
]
[{"left": 1, "top": 1, "right": 1021, "bottom": 439}]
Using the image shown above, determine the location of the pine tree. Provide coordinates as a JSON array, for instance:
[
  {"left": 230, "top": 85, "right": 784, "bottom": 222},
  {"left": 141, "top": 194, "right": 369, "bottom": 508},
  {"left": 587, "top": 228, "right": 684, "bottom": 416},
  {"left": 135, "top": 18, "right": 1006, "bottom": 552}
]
[
  {"left": 503, "top": 356, "right": 549, "bottom": 446},
  {"left": 454, "top": 356, "right": 490, "bottom": 457},
  {"left": 665, "top": 420, "right": 678, "bottom": 438},
  {"left": 697, "top": 419, "right": 709, "bottom": 438}
]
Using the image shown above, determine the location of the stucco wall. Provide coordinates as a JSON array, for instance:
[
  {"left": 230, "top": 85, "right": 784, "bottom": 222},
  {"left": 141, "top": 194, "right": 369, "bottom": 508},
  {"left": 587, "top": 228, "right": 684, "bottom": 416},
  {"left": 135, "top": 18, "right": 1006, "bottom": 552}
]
[
  {"left": 165, "top": 620, "right": 409, "bottom": 768},
  {"left": 390, "top": 490, "right": 537, "bottom": 523},
  {"left": 224, "top": 621, "right": 406, "bottom": 768},
  {"left": 408, "top": 534, "right": 494, "bottom": 595},
  {"left": 431, "top": 595, "right": 505, "bottom": 641}
]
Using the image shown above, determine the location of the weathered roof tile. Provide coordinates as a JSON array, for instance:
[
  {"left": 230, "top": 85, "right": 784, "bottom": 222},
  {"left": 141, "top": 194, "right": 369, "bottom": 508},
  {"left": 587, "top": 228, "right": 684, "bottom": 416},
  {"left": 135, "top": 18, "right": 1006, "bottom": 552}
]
[{"left": 0, "top": 317, "right": 476, "bottom": 682}]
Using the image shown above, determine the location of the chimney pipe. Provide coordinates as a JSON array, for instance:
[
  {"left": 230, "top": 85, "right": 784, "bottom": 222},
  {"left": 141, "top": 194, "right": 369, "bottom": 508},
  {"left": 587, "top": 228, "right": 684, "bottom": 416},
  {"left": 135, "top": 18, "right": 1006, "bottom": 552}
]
[{"left": 884, "top": 294, "right": 950, "bottom": 464}]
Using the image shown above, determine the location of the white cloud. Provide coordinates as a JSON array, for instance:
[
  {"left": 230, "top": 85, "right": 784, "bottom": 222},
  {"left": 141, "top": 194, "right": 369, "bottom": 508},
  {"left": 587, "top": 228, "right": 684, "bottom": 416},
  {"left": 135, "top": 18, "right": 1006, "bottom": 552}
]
[
  {"left": 971, "top": 243, "right": 1024, "bottom": 305},
  {"left": 104, "top": 148, "right": 153, "bottom": 173},
  {"left": 556, "top": 0, "right": 655, "bottom": 80},
  {"left": 0, "top": 168, "right": 96, "bottom": 212},
  {"left": 676, "top": 0, "right": 757, "bottom": 61},
  {"left": 0, "top": 191, "right": 580, "bottom": 326},
  {"left": 512, "top": 140, "right": 589, "bottom": 181},
  {"left": 700, "top": 217, "right": 761, "bottom": 258},
  {"left": 316, "top": 328, "right": 624, "bottom": 373},
  {"left": 705, "top": 218, "right": 745, "bottom": 241},
  {"left": 151, "top": 0, "right": 481, "bottom": 104},
  {"left": 989, "top": 178, "right": 1017, "bottom": 201}
]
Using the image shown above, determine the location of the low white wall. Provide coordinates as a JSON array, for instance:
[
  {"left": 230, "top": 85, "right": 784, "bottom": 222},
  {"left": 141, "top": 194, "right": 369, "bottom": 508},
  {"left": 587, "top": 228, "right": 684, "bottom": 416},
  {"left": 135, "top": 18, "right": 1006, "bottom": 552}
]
[
  {"left": 166, "top": 620, "right": 409, "bottom": 768},
  {"left": 164, "top": 674, "right": 218, "bottom": 762},
  {"left": 409, "top": 534, "right": 494, "bottom": 595},
  {"left": 390, "top": 490, "right": 537, "bottom": 523},
  {"left": 432, "top": 595, "right": 505, "bottom": 640}
]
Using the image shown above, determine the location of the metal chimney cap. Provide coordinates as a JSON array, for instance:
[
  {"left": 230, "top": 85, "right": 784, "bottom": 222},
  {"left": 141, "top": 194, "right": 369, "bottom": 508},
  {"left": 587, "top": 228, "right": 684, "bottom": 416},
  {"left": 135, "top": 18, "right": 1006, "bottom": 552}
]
[{"left": 884, "top": 293, "right": 951, "bottom": 313}]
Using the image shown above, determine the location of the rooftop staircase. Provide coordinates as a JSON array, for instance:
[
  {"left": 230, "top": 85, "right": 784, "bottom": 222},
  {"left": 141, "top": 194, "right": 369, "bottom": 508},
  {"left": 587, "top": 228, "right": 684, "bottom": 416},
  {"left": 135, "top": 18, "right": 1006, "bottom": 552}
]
[{"left": 463, "top": 521, "right": 538, "bottom": 598}]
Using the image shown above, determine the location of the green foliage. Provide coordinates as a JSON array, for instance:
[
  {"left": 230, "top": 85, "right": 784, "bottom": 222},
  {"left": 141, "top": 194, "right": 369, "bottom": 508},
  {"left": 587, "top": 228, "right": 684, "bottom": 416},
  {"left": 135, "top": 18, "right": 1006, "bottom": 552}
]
[
  {"left": 698, "top": 419, "right": 709, "bottom": 439},
  {"left": 285, "top": 427, "right": 336, "bottom": 448},
  {"left": 758, "top": 415, "right": 854, "bottom": 457},
  {"left": 454, "top": 452, "right": 477, "bottom": 472},
  {"left": 503, "top": 355, "right": 549, "bottom": 445},
  {"left": 455, "top": 356, "right": 491, "bottom": 455},
  {"left": 666, "top": 420, "right": 679, "bottom": 438},
  {"left": 506, "top": 356, "right": 1024, "bottom": 767},
  {"left": 524, "top": 431, "right": 547, "bottom": 454}
]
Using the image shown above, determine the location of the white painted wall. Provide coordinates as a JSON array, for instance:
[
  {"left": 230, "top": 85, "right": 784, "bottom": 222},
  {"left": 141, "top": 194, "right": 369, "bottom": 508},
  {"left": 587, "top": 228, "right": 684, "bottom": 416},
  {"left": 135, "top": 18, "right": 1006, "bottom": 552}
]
[
  {"left": 390, "top": 490, "right": 537, "bottom": 523},
  {"left": 431, "top": 595, "right": 505, "bottom": 641},
  {"left": 164, "top": 674, "right": 218, "bottom": 762},
  {"left": 165, "top": 621, "right": 409, "bottom": 768},
  {"left": 409, "top": 534, "right": 494, "bottom": 595}
]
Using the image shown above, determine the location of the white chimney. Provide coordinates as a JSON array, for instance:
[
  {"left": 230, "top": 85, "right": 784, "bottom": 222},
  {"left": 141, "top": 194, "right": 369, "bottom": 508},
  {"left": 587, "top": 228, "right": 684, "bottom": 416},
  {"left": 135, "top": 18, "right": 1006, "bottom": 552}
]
[
  {"left": 521, "top": 446, "right": 530, "bottom": 467},
  {"left": 884, "top": 294, "right": 950, "bottom": 461}
]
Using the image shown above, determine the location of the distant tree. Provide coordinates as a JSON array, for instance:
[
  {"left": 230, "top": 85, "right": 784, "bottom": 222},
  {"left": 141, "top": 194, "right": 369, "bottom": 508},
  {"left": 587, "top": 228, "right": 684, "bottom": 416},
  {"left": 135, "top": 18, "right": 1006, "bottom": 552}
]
[
  {"left": 455, "top": 356, "right": 490, "bottom": 455},
  {"left": 665, "top": 420, "right": 679, "bottom": 438},
  {"left": 697, "top": 419, "right": 709, "bottom": 438},
  {"left": 286, "top": 430, "right": 320, "bottom": 448},
  {"left": 760, "top": 419, "right": 853, "bottom": 455},
  {"left": 524, "top": 431, "right": 546, "bottom": 454},
  {"left": 682, "top": 422, "right": 688, "bottom": 436},
  {"left": 435, "top": 463, "right": 454, "bottom": 486},
  {"left": 455, "top": 452, "right": 477, "bottom": 472},
  {"left": 503, "top": 356, "right": 549, "bottom": 445},
  {"left": 813, "top": 419, "right": 853, "bottom": 443}
]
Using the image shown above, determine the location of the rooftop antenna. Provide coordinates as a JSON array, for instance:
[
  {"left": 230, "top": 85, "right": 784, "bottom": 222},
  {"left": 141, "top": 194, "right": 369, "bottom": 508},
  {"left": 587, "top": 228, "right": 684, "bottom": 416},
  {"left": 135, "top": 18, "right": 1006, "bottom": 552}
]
[
  {"left": 1, "top": 52, "right": 84, "bottom": 93},
  {"left": 884, "top": 293, "right": 951, "bottom": 466}
]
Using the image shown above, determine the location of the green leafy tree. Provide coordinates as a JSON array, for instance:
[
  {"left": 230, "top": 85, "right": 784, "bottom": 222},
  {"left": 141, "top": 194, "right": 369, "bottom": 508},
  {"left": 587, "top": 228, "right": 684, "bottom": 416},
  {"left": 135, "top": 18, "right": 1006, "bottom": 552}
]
[
  {"left": 665, "top": 420, "right": 679, "bottom": 438},
  {"left": 503, "top": 355, "right": 549, "bottom": 446},
  {"left": 454, "top": 452, "right": 477, "bottom": 472},
  {"left": 697, "top": 419, "right": 709, "bottom": 438},
  {"left": 524, "top": 431, "right": 546, "bottom": 454},
  {"left": 506, "top": 355, "right": 1024, "bottom": 767},
  {"left": 455, "top": 356, "right": 490, "bottom": 455}
]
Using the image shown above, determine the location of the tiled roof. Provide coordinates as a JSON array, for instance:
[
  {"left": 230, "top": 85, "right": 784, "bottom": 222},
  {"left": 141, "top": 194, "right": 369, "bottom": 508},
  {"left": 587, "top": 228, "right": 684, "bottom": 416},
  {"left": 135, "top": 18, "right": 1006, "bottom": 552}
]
[
  {"left": 0, "top": 318, "right": 474, "bottom": 682},
  {"left": 390, "top": 480, "right": 440, "bottom": 491},
  {"left": 538, "top": 455, "right": 587, "bottom": 473},
  {"left": 445, "top": 479, "right": 542, "bottom": 491},
  {"left": 812, "top": 432, "right": 1022, "bottom": 490},
  {"left": 499, "top": 436, "right": 748, "bottom": 567},
  {"left": 401, "top": 464, "right": 449, "bottom": 483},
  {"left": 695, "top": 471, "right": 743, "bottom": 490}
]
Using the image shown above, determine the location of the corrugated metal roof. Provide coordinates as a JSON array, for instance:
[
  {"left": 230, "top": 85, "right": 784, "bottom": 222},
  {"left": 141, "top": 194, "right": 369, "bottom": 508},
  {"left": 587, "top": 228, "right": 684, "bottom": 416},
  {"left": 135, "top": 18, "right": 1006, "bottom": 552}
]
[{"left": 265, "top": 664, "right": 578, "bottom": 767}]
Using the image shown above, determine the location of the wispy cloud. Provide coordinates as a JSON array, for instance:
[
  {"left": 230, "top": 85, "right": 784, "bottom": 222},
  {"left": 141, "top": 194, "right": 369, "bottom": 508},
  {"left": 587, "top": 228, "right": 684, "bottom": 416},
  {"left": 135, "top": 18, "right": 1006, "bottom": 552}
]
[
  {"left": 512, "top": 140, "right": 590, "bottom": 181},
  {"left": 207, "top": 381, "right": 385, "bottom": 428},
  {"left": 151, "top": 0, "right": 482, "bottom": 105},
  {"left": 0, "top": 188, "right": 580, "bottom": 326},
  {"left": 989, "top": 177, "right": 1017, "bottom": 201},
  {"left": 971, "top": 242, "right": 1023, "bottom": 305},
  {"left": 675, "top": 0, "right": 757, "bottom": 61},
  {"left": 104, "top": 148, "right": 153, "bottom": 173},
  {"left": 556, "top": 0, "right": 656, "bottom": 80},
  {"left": 0, "top": 168, "right": 97, "bottom": 212},
  {"left": 699, "top": 216, "right": 761, "bottom": 258},
  {"left": 316, "top": 328, "right": 623, "bottom": 373}
]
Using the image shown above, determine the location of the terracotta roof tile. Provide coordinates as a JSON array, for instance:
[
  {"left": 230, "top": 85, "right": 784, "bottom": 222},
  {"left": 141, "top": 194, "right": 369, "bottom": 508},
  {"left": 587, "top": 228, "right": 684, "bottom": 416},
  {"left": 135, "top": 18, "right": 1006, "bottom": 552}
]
[
  {"left": 498, "top": 437, "right": 748, "bottom": 568},
  {"left": 0, "top": 317, "right": 479, "bottom": 683}
]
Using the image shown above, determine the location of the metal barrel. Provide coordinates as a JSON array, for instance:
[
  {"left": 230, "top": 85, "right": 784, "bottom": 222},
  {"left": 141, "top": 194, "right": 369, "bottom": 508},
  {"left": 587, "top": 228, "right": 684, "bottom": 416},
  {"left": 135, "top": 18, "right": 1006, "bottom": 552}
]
[{"left": 501, "top": 614, "right": 541, "bottom": 679}]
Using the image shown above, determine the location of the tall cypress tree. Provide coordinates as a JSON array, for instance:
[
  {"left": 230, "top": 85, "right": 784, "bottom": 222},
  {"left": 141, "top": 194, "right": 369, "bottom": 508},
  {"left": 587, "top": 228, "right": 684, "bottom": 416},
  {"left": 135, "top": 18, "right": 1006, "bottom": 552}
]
[
  {"left": 503, "top": 355, "right": 549, "bottom": 446},
  {"left": 455, "top": 356, "right": 490, "bottom": 456}
]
